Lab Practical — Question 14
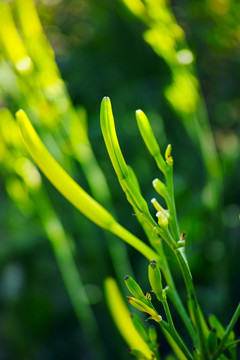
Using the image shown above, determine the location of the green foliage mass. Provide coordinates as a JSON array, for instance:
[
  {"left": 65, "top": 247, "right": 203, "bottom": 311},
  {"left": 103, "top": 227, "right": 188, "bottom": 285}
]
[{"left": 0, "top": 0, "right": 239, "bottom": 359}]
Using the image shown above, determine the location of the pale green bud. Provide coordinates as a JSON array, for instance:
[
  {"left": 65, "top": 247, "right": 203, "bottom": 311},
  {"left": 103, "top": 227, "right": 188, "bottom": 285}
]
[
  {"left": 165, "top": 144, "right": 173, "bottom": 165},
  {"left": 125, "top": 275, "right": 144, "bottom": 299},
  {"left": 151, "top": 198, "right": 169, "bottom": 217},
  {"left": 148, "top": 260, "right": 163, "bottom": 301},
  {"left": 135, "top": 109, "right": 160, "bottom": 157},
  {"left": 127, "top": 296, "right": 162, "bottom": 322},
  {"left": 152, "top": 178, "right": 168, "bottom": 200},
  {"left": 156, "top": 211, "right": 168, "bottom": 228}
]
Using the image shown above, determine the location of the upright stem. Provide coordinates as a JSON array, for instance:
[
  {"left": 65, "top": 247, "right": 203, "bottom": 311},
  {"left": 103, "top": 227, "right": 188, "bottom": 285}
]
[
  {"left": 163, "top": 161, "right": 207, "bottom": 356},
  {"left": 175, "top": 248, "right": 208, "bottom": 359},
  {"left": 160, "top": 254, "right": 197, "bottom": 343},
  {"left": 162, "top": 297, "right": 175, "bottom": 330},
  {"left": 159, "top": 320, "right": 193, "bottom": 360},
  {"left": 162, "top": 294, "right": 196, "bottom": 360},
  {"left": 139, "top": 219, "right": 197, "bottom": 343},
  {"left": 168, "top": 286, "right": 198, "bottom": 344},
  {"left": 165, "top": 165, "right": 180, "bottom": 240}
]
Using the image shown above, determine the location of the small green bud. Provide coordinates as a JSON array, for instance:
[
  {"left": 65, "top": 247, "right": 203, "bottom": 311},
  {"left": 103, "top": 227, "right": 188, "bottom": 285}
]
[
  {"left": 127, "top": 296, "right": 162, "bottom": 323},
  {"left": 151, "top": 198, "right": 169, "bottom": 217},
  {"left": 131, "top": 314, "right": 149, "bottom": 343},
  {"left": 152, "top": 178, "right": 168, "bottom": 200},
  {"left": 165, "top": 144, "right": 173, "bottom": 165},
  {"left": 165, "top": 144, "right": 172, "bottom": 159},
  {"left": 148, "top": 260, "right": 163, "bottom": 301},
  {"left": 148, "top": 325, "right": 157, "bottom": 345},
  {"left": 135, "top": 109, "right": 160, "bottom": 157},
  {"left": 125, "top": 275, "right": 144, "bottom": 299},
  {"left": 156, "top": 211, "right": 168, "bottom": 228}
]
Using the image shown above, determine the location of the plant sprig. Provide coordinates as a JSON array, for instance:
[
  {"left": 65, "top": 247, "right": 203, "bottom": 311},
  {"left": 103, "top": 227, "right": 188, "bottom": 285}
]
[{"left": 17, "top": 98, "right": 239, "bottom": 360}]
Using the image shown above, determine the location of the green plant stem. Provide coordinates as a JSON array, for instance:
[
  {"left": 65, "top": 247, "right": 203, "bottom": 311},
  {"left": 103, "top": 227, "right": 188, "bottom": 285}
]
[
  {"left": 155, "top": 226, "right": 177, "bottom": 251},
  {"left": 211, "top": 303, "right": 240, "bottom": 360},
  {"left": 162, "top": 296, "right": 196, "bottom": 360},
  {"left": 121, "top": 165, "right": 197, "bottom": 344},
  {"left": 162, "top": 162, "right": 207, "bottom": 354},
  {"left": 154, "top": 241, "right": 197, "bottom": 343},
  {"left": 159, "top": 319, "right": 193, "bottom": 360},
  {"left": 165, "top": 165, "right": 180, "bottom": 240},
  {"left": 162, "top": 297, "right": 175, "bottom": 330},
  {"left": 168, "top": 285, "right": 197, "bottom": 344},
  {"left": 134, "top": 211, "right": 197, "bottom": 343},
  {"left": 154, "top": 348, "right": 161, "bottom": 360},
  {"left": 175, "top": 248, "right": 208, "bottom": 359}
]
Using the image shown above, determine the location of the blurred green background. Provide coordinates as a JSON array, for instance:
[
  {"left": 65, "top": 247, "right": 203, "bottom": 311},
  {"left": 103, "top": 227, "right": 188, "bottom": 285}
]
[{"left": 0, "top": 0, "right": 239, "bottom": 359}]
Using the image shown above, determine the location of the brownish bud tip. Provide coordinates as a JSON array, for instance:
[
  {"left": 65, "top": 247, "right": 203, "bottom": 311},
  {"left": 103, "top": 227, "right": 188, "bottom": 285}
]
[
  {"left": 150, "top": 260, "right": 157, "bottom": 268},
  {"left": 181, "top": 232, "right": 186, "bottom": 240}
]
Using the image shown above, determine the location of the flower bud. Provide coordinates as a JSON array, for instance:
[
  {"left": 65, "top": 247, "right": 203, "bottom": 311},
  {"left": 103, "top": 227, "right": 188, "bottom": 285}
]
[
  {"left": 145, "top": 292, "right": 152, "bottom": 301},
  {"left": 148, "top": 260, "right": 163, "bottom": 301},
  {"left": 135, "top": 109, "right": 160, "bottom": 157},
  {"left": 127, "top": 296, "right": 162, "bottom": 323},
  {"left": 125, "top": 275, "right": 144, "bottom": 299},
  {"left": 151, "top": 198, "right": 169, "bottom": 217},
  {"left": 152, "top": 178, "right": 168, "bottom": 200},
  {"left": 165, "top": 144, "right": 173, "bottom": 165},
  {"left": 156, "top": 211, "right": 168, "bottom": 228}
]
